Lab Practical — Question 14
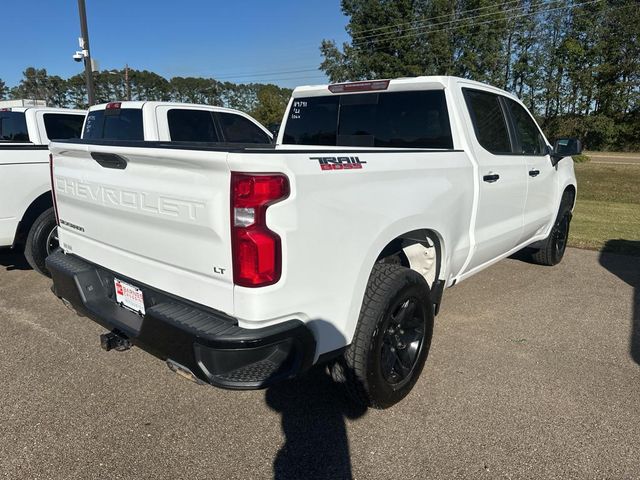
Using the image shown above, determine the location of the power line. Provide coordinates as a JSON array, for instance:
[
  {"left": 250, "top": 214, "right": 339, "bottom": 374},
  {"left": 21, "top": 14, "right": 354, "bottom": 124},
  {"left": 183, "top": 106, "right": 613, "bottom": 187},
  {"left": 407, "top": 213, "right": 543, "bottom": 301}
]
[
  {"left": 213, "top": 67, "right": 321, "bottom": 80},
  {"left": 354, "top": 0, "right": 603, "bottom": 48},
  {"left": 350, "top": 0, "right": 526, "bottom": 40},
  {"left": 352, "top": 0, "right": 569, "bottom": 45},
  {"left": 230, "top": 74, "right": 328, "bottom": 84}
]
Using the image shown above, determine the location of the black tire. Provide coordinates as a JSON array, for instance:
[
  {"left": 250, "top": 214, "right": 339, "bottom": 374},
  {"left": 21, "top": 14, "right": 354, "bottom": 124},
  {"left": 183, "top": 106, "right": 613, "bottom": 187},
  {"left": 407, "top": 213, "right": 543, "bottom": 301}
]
[
  {"left": 23, "top": 208, "right": 58, "bottom": 277},
  {"left": 331, "top": 263, "right": 434, "bottom": 409},
  {"left": 531, "top": 198, "right": 573, "bottom": 266}
]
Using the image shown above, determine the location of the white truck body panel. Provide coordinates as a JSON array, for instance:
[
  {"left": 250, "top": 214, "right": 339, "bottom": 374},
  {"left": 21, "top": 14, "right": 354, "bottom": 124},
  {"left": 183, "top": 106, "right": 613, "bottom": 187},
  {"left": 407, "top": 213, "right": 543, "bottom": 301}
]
[
  {"left": 0, "top": 107, "right": 85, "bottom": 247},
  {"left": 50, "top": 76, "right": 576, "bottom": 360}
]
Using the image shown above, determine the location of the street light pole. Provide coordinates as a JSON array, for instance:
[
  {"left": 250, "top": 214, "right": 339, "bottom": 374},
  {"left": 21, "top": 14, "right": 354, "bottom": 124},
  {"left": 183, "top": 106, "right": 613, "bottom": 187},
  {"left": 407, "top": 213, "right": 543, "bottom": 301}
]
[
  {"left": 77, "top": 0, "right": 96, "bottom": 106},
  {"left": 125, "top": 64, "right": 130, "bottom": 101}
]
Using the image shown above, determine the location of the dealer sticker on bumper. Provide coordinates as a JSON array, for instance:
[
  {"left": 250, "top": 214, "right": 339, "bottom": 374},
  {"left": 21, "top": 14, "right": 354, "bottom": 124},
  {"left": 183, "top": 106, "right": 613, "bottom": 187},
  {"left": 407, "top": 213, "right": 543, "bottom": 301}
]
[{"left": 114, "top": 278, "right": 145, "bottom": 315}]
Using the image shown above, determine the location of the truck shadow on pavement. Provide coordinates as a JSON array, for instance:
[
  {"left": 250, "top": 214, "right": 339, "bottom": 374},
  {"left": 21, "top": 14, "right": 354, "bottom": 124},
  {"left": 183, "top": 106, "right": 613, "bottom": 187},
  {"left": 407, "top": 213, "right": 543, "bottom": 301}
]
[
  {"left": 599, "top": 240, "right": 640, "bottom": 366},
  {"left": 265, "top": 319, "right": 368, "bottom": 479},
  {"left": 266, "top": 362, "right": 367, "bottom": 480},
  {"left": 0, "top": 249, "right": 30, "bottom": 271}
]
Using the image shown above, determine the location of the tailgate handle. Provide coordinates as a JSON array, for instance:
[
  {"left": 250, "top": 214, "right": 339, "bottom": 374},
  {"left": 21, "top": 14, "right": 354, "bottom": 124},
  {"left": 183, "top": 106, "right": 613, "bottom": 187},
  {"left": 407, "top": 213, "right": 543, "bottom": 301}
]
[{"left": 91, "top": 152, "right": 128, "bottom": 170}]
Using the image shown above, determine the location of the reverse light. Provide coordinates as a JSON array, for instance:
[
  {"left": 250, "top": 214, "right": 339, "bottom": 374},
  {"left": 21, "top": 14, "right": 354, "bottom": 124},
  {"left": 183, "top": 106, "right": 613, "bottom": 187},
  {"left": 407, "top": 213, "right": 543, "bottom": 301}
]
[
  {"left": 328, "top": 79, "right": 390, "bottom": 93},
  {"left": 231, "top": 173, "right": 289, "bottom": 288}
]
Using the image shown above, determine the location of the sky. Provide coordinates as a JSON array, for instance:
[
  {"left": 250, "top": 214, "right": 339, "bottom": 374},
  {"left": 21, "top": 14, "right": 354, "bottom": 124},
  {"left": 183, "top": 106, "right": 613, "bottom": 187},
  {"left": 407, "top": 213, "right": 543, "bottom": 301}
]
[{"left": 2, "top": 0, "right": 350, "bottom": 89}]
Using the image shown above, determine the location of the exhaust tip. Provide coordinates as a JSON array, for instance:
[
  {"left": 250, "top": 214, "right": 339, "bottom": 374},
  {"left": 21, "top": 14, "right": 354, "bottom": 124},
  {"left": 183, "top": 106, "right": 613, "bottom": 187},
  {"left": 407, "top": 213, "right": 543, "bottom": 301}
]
[{"left": 166, "top": 359, "right": 204, "bottom": 385}]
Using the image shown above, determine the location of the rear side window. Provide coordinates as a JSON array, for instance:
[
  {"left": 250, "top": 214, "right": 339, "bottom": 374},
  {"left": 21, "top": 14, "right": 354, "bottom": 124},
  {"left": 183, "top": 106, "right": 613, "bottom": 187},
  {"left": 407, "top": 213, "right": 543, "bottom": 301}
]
[
  {"left": 43, "top": 114, "right": 84, "bottom": 140},
  {"left": 83, "top": 108, "right": 144, "bottom": 141},
  {"left": 217, "top": 113, "right": 271, "bottom": 144},
  {"left": 168, "top": 109, "right": 219, "bottom": 142},
  {"left": 505, "top": 99, "right": 546, "bottom": 155},
  {"left": 463, "top": 89, "right": 512, "bottom": 154},
  {"left": 283, "top": 90, "right": 453, "bottom": 149},
  {"left": 0, "top": 111, "right": 29, "bottom": 142}
]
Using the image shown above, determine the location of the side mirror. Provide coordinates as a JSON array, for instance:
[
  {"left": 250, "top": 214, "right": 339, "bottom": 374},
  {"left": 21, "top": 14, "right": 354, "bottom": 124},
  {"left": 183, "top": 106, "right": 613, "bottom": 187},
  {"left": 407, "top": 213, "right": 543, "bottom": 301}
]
[{"left": 550, "top": 138, "right": 582, "bottom": 165}]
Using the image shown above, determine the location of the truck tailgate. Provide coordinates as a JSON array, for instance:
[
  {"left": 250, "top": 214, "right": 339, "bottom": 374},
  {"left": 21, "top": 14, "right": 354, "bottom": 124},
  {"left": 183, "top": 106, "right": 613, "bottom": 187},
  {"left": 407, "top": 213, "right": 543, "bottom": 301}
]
[{"left": 49, "top": 142, "right": 234, "bottom": 314}]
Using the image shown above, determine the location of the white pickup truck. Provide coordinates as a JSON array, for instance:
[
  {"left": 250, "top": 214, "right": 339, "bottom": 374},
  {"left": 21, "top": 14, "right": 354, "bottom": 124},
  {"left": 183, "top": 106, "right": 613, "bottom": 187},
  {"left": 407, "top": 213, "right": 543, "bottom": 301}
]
[
  {"left": 47, "top": 76, "right": 580, "bottom": 408},
  {"left": 82, "top": 101, "right": 273, "bottom": 144},
  {"left": 0, "top": 106, "right": 85, "bottom": 274}
]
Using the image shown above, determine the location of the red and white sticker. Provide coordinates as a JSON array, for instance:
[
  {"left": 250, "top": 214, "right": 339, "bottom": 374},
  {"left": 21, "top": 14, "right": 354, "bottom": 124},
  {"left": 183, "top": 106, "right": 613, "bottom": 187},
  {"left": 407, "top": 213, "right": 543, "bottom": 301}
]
[{"left": 114, "top": 278, "right": 145, "bottom": 315}]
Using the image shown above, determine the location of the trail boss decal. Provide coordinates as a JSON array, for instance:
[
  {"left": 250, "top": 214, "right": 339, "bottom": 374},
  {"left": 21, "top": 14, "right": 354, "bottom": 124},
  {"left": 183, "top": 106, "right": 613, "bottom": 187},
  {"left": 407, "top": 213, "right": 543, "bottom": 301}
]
[{"left": 310, "top": 156, "right": 367, "bottom": 171}]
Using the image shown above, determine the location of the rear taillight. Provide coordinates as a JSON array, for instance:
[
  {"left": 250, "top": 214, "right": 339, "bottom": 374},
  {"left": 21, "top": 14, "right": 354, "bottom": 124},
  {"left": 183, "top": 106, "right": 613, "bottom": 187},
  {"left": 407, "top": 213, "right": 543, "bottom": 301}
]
[
  {"left": 106, "top": 102, "right": 122, "bottom": 109},
  {"left": 231, "top": 173, "right": 289, "bottom": 287},
  {"left": 49, "top": 153, "right": 59, "bottom": 225}
]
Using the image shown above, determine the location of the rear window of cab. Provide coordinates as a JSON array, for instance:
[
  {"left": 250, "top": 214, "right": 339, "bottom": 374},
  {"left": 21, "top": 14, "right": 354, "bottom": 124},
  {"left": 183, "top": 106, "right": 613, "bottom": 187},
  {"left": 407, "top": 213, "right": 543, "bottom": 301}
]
[
  {"left": 83, "top": 108, "right": 144, "bottom": 141},
  {"left": 282, "top": 90, "right": 453, "bottom": 149}
]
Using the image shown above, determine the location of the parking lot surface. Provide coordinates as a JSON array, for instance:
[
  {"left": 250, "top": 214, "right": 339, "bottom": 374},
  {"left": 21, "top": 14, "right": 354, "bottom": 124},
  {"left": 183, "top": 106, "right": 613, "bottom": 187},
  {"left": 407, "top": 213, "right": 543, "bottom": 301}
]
[{"left": 0, "top": 247, "right": 638, "bottom": 479}]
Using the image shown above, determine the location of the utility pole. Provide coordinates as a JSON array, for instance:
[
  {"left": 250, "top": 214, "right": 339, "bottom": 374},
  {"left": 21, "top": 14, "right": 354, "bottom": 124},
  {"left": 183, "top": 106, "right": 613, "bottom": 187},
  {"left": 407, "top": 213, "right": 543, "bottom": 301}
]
[
  {"left": 77, "top": 0, "right": 96, "bottom": 106},
  {"left": 125, "top": 64, "right": 130, "bottom": 101}
]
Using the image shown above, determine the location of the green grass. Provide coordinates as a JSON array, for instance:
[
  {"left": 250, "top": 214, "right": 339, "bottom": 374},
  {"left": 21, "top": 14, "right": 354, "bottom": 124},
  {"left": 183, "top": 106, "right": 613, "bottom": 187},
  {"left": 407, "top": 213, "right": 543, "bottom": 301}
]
[
  {"left": 570, "top": 162, "right": 640, "bottom": 256},
  {"left": 572, "top": 153, "right": 591, "bottom": 163}
]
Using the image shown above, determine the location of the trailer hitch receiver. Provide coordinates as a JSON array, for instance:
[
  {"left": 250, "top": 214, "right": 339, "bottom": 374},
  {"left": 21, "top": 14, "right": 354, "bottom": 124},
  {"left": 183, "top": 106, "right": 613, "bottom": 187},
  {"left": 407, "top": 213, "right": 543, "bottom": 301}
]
[{"left": 100, "top": 331, "right": 132, "bottom": 352}]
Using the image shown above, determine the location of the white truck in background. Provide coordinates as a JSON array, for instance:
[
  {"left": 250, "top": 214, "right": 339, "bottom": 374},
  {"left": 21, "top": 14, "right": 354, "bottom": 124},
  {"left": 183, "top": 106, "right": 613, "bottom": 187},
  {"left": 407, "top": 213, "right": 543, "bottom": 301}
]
[
  {"left": 0, "top": 106, "right": 85, "bottom": 275},
  {"left": 82, "top": 101, "right": 273, "bottom": 144},
  {"left": 47, "top": 76, "right": 581, "bottom": 408}
]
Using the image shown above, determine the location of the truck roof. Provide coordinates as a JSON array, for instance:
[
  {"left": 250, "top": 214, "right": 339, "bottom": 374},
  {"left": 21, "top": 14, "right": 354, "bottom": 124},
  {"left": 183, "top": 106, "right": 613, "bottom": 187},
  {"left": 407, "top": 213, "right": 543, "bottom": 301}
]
[
  {"left": 87, "top": 101, "right": 257, "bottom": 116},
  {"left": 292, "top": 75, "right": 519, "bottom": 102},
  {"left": 0, "top": 107, "right": 85, "bottom": 114}
]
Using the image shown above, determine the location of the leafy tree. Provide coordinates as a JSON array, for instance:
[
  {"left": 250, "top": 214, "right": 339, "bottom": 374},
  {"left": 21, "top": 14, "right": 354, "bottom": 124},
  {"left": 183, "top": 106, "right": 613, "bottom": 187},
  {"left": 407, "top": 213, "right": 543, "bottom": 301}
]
[
  {"left": 320, "top": 0, "right": 640, "bottom": 151},
  {"left": 0, "top": 78, "right": 7, "bottom": 100},
  {"left": 129, "top": 70, "right": 170, "bottom": 101},
  {"left": 251, "top": 84, "right": 292, "bottom": 125},
  {"left": 10, "top": 67, "right": 68, "bottom": 106},
  {"left": 66, "top": 74, "right": 88, "bottom": 109},
  {"left": 169, "top": 76, "right": 220, "bottom": 104}
]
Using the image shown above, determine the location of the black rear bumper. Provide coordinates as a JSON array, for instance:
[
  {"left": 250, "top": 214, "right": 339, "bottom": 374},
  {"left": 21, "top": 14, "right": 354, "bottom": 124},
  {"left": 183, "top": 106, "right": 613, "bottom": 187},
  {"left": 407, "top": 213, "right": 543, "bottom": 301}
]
[{"left": 46, "top": 251, "right": 316, "bottom": 389}]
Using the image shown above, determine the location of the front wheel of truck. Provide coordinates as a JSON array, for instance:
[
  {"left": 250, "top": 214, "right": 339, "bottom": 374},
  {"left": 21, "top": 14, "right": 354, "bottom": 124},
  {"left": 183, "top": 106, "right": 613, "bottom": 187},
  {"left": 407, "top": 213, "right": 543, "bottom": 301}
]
[
  {"left": 531, "top": 199, "right": 573, "bottom": 266},
  {"left": 331, "top": 264, "right": 434, "bottom": 409}
]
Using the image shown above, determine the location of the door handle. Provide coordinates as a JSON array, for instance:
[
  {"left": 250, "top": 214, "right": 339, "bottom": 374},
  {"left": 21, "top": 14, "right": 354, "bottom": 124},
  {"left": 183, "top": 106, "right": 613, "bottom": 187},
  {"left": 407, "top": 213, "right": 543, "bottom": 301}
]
[
  {"left": 483, "top": 173, "right": 500, "bottom": 183},
  {"left": 529, "top": 169, "right": 540, "bottom": 177}
]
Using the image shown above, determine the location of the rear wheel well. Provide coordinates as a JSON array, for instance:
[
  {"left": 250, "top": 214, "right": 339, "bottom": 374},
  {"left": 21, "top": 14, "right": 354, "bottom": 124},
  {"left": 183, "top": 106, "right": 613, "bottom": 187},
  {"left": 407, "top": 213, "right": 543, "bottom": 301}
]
[
  {"left": 13, "top": 192, "right": 53, "bottom": 248},
  {"left": 376, "top": 229, "right": 443, "bottom": 288}
]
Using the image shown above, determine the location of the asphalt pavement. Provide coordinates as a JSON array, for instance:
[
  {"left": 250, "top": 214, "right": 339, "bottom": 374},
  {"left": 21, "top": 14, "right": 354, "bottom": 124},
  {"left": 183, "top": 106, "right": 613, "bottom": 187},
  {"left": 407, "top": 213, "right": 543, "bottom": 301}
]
[{"left": 0, "top": 247, "right": 638, "bottom": 479}]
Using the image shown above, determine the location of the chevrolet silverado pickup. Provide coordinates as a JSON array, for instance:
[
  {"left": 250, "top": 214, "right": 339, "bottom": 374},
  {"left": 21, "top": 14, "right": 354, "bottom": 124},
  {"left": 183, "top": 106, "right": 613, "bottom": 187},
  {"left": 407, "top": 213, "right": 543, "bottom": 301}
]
[
  {"left": 0, "top": 106, "right": 85, "bottom": 274},
  {"left": 82, "top": 101, "right": 273, "bottom": 144},
  {"left": 47, "top": 76, "right": 580, "bottom": 408}
]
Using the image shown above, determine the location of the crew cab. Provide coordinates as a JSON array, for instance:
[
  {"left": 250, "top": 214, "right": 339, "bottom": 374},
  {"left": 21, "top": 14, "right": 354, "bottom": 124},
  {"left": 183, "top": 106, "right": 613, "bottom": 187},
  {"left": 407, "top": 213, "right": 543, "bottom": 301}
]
[
  {"left": 0, "top": 105, "right": 85, "bottom": 275},
  {"left": 47, "top": 77, "right": 580, "bottom": 408},
  {"left": 82, "top": 101, "right": 273, "bottom": 144}
]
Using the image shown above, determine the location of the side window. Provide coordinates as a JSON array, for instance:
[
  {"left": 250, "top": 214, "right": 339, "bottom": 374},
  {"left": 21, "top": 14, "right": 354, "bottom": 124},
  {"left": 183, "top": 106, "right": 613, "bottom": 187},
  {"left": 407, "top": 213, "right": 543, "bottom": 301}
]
[
  {"left": 506, "top": 99, "right": 546, "bottom": 155},
  {"left": 43, "top": 114, "right": 84, "bottom": 140},
  {"left": 0, "top": 111, "right": 29, "bottom": 142},
  {"left": 283, "top": 96, "right": 339, "bottom": 145},
  {"left": 463, "top": 89, "right": 512, "bottom": 154},
  {"left": 217, "top": 113, "right": 271, "bottom": 144},
  {"left": 168, "top": 109, "right": 219, "bottom": 142},
  {"left": 83, "top": 109, "right": 144, "bottom": 141}
]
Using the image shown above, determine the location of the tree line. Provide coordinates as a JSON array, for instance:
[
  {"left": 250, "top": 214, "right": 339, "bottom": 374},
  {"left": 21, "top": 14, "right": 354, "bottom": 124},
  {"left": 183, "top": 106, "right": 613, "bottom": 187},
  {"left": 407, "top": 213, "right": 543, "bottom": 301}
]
[
  {"left": 2, "top": 1, "right": 637, "bottom": 150},
  {"left": 320, "top": 0, "right": 640, "bottom": 151},
  {"left": 0, "top": 68, "right": 291, "bottom": 127}
]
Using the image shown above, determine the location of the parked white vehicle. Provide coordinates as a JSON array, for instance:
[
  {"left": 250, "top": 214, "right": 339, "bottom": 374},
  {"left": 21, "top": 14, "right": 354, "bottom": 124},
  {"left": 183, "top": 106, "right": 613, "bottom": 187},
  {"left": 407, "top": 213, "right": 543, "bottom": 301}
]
[
  {"left": 0, "top": 106, "right": 85, "bottom": 274},
  {"left": 82, "top": 101, "right": 273, "bottom": 144},
  {"left": 47, "top": 76, "right": 580, "bottom": 408}
]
